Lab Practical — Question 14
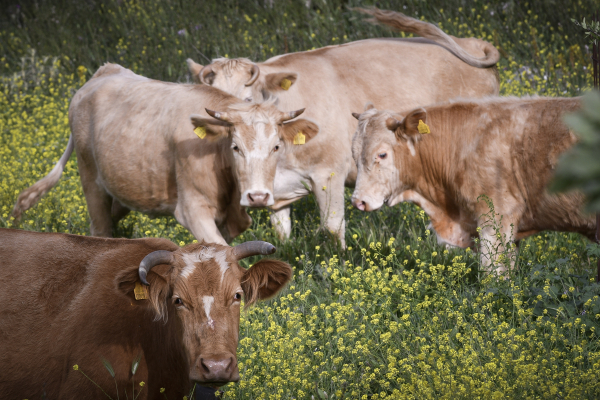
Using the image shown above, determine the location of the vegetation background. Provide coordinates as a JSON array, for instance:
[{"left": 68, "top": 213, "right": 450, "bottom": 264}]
[{"left": 2, "top": 0, "right": 600, "bottom": 399}]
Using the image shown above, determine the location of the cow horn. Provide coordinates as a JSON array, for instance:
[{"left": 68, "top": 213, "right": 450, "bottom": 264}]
[
  {"left": 199, "top": 65, "right": 214, "bottom": 85},
  {"left": 386, "top": 118, "right": 401, "bottom": 132},
  {"left": 232, "top": 241, "right": 276, "bottom": 260},
  {"left": 206, "top": 108, "right": 229, "bottom": 122},
  {"left": 139, "top": 250, "right": 174, "bottom": 286},
  {"left": 352, "top": 112, "right": 361, "bottom": 120},
  {"left": 245, "top": 64, "right": 260, "bottom": 86},
  {"left": 280, "top": 108, "right": 305, "bottom": 123}
]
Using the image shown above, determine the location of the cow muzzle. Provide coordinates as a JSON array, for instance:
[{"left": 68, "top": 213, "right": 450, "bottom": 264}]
[
  {"left": 191, "top": 353, "right": 240, "bottom": 385},
  {"left": 242, "top": 190, "right": 274, "bottom": 207}
]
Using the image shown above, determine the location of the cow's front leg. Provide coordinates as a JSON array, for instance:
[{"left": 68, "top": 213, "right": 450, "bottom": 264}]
[
  {"left": 174, "top": 200, "right": 227, "bottom": 245},
  {"left": 270, "top": 206, "right": 292, "bottom": 240},
  {"left": 313, "top": 174, "right": 346, "bottom": 247}
]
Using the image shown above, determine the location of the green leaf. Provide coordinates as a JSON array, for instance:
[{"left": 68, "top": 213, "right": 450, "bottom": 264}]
[{"left": 102, "top": 358, "right": 115, "bottom": 378}]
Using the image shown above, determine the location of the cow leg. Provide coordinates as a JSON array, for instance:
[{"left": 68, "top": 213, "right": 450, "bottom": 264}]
[
  {"left": 77, "top": 163, "right": 114, "bottom": 237},
  {"left": 270, "top": 206, "right": 292, "bottom": 240},
  {"left": 478, "top": 217, "right": 518, "bottom": 276},
  {"left": 111, "top": 198, "right": 131, "bottom": 226},
  {"left": 313, "top": 175, "right": 346, "bottom": 247},
  {"left": 174, "top": 200, "right": 227, "bottom": 245}
]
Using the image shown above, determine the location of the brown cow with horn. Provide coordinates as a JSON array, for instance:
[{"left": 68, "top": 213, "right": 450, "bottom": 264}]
[
  {"left": 186, "top": 7, "right": 501, "bottom": 246},
  {"left": 0, "top": 228, "right": 292, "bottom": 399},
  {"left": 13, "top": 63, "right": 318, "bottom": 244}
]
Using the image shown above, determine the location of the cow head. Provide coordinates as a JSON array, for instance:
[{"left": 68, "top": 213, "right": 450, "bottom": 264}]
[
  {"left": 129, "top": 241, "right": 292, "bottom": 386},
  {"left": 351, "top": 103, "right": 428, "bottom": 212},
  {"left": 190, "top": 99, "right": 319, "bottom": 207},
  {"left": 187, "top": 58, "right": 297, "bottom": 103}
]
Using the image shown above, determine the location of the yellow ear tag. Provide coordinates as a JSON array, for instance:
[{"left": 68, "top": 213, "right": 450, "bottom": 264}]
[
  {"left": 417, "top": 120, "right": 430, "bottom": 134},
  {"left": 134, "top": 281, "right": 149, "bottom": 300},
  {"left": 280, "top": 78, "right": 292, "bottom": 90},
  {"left": 194, "top": 126, "right": 207, "bottom": 139},
  {"left": 293, "top": 131, "right": 306, "bottom": 145}
]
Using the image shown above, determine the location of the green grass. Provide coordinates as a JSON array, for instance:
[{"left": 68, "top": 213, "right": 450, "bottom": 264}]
[{"left": 2, "top": 0, "right": 600, "bottom": 399}]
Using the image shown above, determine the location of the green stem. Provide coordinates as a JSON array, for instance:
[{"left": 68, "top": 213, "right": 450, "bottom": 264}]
[{"left": 77, "top": 369, "right": 115, "bottom": 400}]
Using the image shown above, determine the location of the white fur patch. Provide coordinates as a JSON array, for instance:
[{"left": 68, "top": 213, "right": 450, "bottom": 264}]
[
  {"left": 181, "top": 248, "right": 215, "bottom": 278},
  {"left": 203, "top": 295, "right": 215, "bottom": 329},
  {"left": 214, "top": 250, "right": 230, "bottom": 282}
]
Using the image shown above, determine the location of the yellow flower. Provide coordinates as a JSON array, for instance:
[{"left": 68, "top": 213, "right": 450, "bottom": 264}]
[
  {"left": 73, "top": 365, "right": 79, "bottom": 371},
  {"left": 139, "top": 381, "right": 145, "bottom": 387},
  {"left": 160, "top": 388, "right": 165, "bottom": 393}
]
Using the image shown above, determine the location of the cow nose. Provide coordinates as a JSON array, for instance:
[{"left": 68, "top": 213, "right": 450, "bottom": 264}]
[
  {"left": 352, "top": 198, "right": 367, "bottom": 211},
  {"left": 247, "top": 191, "right": 269, "bottom": 207},
  {"left": 199, "top": 356, "right": 239, "bottom": 383}
]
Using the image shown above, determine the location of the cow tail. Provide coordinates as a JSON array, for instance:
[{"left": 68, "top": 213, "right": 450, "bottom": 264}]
[
  {"left": 12, "top": 134, "right": 75, "bottom": 221},
  {"left": 356, "top": 7, "right": 500, "bottom": 68}
]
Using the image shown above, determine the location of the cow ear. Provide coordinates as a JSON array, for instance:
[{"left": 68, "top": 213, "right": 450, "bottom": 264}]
[
  {"left": 264, "top": 72, "right": 298, "bottom": 92},
  {"left": 280, "top": 119, "right": 319, "bottom": 146},
  {"left": 241, "top": 259, "right": 292, "bottom": 308},
  {"left": 117, "top": 264, "right": 172, "bottom": 321},
  {"left": 401, "top": 108, "right": 427, "bottom": 138},
  {"left": 186, "top": 59, "right": 203, "bottom": 84},
  {"left": 190, "top": 114, "right": 232, "bottom": 140}
]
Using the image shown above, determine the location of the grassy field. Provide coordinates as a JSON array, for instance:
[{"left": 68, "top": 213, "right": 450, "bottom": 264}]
[{"left": 2, "top": 0, "right": 600, "bottom": 398}]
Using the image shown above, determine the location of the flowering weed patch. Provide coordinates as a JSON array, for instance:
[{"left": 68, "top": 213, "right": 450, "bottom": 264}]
[{"left": 2, "top": 0, "right": 600, "bottom": 398}]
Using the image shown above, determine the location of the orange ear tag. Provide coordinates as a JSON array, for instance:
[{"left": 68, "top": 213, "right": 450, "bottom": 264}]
[
  {"left": 134, "top": 281, "right": 149, "bottom": 300},
  {"left": 293, "top": 131, "right": 305, "bottom": 145},
  {"left": 417, "top": 120, "right": 430, "bottom": 134},
  {"left": 194, "top": 126, "right": 207, "bottom": 139},
  {"left": 280, "top": 78, "right": 292, "bottom": 90}
]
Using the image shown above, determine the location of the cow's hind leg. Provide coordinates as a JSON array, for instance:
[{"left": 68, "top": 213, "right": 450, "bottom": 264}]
[
  {"left": 478, "top": 216, "right": 518, "bottom": 276},
  {"left": 77, "top": 158, "right": 114, "bottom": 237},
  {"left": 111, "top": 198, "right": 131, "bottom": 225}
]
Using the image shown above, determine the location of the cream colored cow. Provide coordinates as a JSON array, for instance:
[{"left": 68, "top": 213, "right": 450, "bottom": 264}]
[
  {"left": 351, "top": 97, "right": 595, "bottom": 273},
  {"left": 187, "top": 8, "right": 501, "bottom": 246},
  {"left": 13, "top": 64, "right": 316, "bottom": 244}
]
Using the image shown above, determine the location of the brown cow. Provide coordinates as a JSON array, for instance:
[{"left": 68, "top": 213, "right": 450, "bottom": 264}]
[
  {"left": 350, "top": 97, "right": 595, "bottom": 273},
  {"left": 187, "top": 8, "right": 501, "bottom": 245},
  {"left": 12, "top": 63, "right": 317, "bottom": 244},
  {"left": 0, "top": 228, "right": 292, "bottom": 399}
]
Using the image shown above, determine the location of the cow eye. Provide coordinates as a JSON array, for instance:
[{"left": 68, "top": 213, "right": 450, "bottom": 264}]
[
  {"left": 232, "top": 144, "right": 239, "bottom": 152},
  {"left": 378, "top": 153, "right": 387, "bottom": 159},
  {"left": 274, "top": 145, "right": 280, "bottom": 152},
  {"left": 244, "top": 97, "right": 252, "bottom": 102},
  {"left": 234, "top": 293, "right": 242, "bottom": 301},
  {"left": 174, "top": 298, "right": 183, "bottom": 306}
]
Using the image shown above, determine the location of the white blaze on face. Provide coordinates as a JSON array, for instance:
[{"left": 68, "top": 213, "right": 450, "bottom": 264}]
[
  {"left": 203, "top": 295, "right": 215, "bottom": 329},
  {"left": 236, "top": 111, "right": 279, "bottom": 206}
]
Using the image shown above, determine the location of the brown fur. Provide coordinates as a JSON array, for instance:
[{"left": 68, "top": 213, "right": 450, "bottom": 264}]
[
  {"left": 0, "top": 228, "right": 292, "bottom": 399},
  {"left": 352, "top": 96, "right": 595, "bottom": 272},
  {"left": 187, "top": 7, "right": 501, "bottom": 245}
]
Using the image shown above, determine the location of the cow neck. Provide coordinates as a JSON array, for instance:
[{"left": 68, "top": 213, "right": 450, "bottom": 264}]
[{"left": 406, "top": 109, "right": 461, "bottom": 213}]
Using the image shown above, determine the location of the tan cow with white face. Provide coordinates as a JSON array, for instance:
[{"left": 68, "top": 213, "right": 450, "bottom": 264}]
[
  {"left": 187, "top": 8, "right": 501, "bottom": 246},
  {"left": 13, "top": 64, "right": 317, "bottom": 244},
  {"left": 0, "top": 228, "right": 292, "bottom": 398},
  {"left": 351, "top": 97, "right": 595, "bottom": 273}
]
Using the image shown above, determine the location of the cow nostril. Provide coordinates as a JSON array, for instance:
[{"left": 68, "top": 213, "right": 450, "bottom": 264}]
[
  {"left": 225, "top": 356, "right": 234, "bottom": 372},
  {"left": 247, "top": 193, "right": 254, "bottom": 203},
  {"left": 200, "top": 358, "right": 210, "bottom": 374}
]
